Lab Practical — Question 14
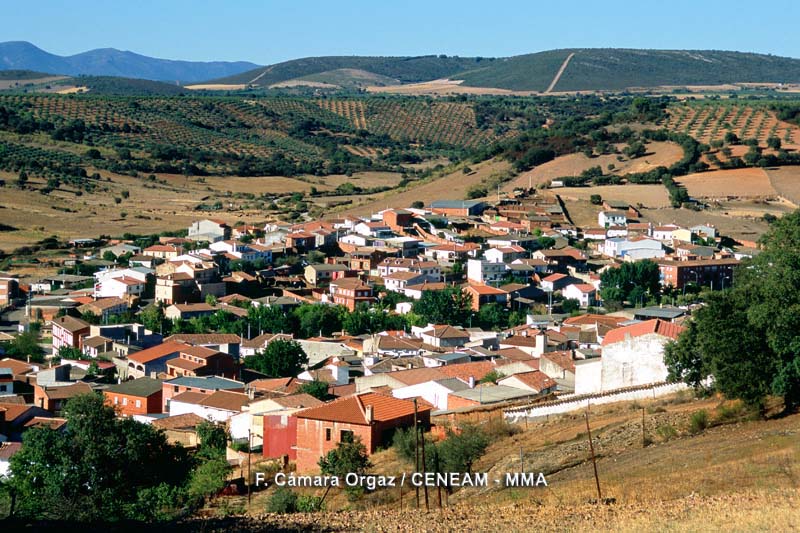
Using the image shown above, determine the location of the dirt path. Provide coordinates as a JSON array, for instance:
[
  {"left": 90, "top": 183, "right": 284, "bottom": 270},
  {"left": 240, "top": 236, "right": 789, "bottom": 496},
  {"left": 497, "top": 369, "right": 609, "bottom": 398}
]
[{"left": 546, "top": 52, "right": 575, "bottom": 93}]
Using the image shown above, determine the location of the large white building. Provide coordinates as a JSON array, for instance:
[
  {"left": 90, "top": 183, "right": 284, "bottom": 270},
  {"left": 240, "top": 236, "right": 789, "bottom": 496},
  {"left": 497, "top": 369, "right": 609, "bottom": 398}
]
[{"left": 596, "top": 319, "right": 684, "bottom": 392}]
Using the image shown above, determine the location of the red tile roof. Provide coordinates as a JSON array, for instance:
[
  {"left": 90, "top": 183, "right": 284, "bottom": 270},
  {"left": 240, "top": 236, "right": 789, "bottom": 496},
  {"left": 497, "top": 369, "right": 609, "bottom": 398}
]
[
  {"left": 295, "top": 392, "right": 429, "bottom": 425},
  {"left": 500, "top": 370, "right": 556, "bottom": 392},
  {"left": 602, "top": 319, "right": 685, "bottom": 346},
  {"left": 127, "top": 341, "right": 186, "bottom": 364},
  {"left": 541, "top": 350, "right": 576, "bottom": 373},
  {"left": 464, "top": 284, "right": 508, "bottom": 295}
]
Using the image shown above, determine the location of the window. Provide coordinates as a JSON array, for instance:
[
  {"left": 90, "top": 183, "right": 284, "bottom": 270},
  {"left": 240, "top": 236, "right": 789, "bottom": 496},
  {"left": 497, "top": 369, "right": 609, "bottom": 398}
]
[
  {"left": 122, "top": 397, "right": 128, "bottom": 406},
  {"left": 135, "top": 399, "right": 141, "bottom": 408},
  {"left": 340, "top": 430, "right": 354, "bottom": 443},
  {"left": 114, "top": 396, "right": 119, "bottom": 405},
  {"left": 173, "top": 386, "right": 179, "bottom": 392},
  {"left": 325, "top": 428, "right": 332, "bottom": 441},
  {"left": 0, "top": 385, "right": 6, "bottom": 392}
]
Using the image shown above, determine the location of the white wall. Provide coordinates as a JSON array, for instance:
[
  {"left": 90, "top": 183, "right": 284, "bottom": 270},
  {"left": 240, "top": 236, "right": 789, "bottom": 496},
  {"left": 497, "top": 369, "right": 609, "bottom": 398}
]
[
  {"left": 392, "top": 381, "right": 453, "bottom": 410},
  {"left": 601, "top": 334, "right": 672, "bottom": 392},
  {"left": 574, "top": 358, "right": 602, "bottom": 395},
  {"left": 504, "top": 381, "right": 689, "bottom": 422}
]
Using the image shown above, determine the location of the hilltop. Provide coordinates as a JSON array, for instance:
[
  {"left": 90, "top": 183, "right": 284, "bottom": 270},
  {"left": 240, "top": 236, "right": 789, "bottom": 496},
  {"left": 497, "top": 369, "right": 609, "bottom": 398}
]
[
  {"left": 0, "top": 41, "right": 259, "bottom": 83},
  {"left": 207, "top": 48, "right": 800, "bottom": 92}
]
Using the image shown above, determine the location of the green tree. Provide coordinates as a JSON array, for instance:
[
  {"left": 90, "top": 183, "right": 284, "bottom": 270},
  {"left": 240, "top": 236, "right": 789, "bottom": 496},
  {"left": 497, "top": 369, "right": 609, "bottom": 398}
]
[
  {"left": 412, "top": 287, "right": 472, "bottom": 326},
  {"left": 666, "top": 209, "right": 800, "bottom": 411},
  {"left": 7, "top": 393, "right": 193, "bottom": 521},
  {"left": 477, "top": 303, "right": 508, "bottom": 330},
  {"left": 561, "top": 298, "right": 580, "bottom": 314},
  {"left": 187, "top": 456, "right": 230, "bottom": 507},
  {"left": 196, "top": 421, "right": 228, "bottom": 458},
  {"left": 590, "top": 194, "right": 602, "bottom": 205},
  {"left": 600, "top": 260, "right": 661, "bottom": 307},
  {"left": 297, "top": 379, "right": 330, "bottom": 401},
  {"left": 438, "top": 425, "right": 489, "bottom": 474},
  {"left": 140, "top": 304, "right": 166, "bottom": 334},
  {"left": 57, "top": 345, "right": 85, "bottom": 361},
  {"left": 318, "top": 436, "right": 371, "bottom": 500},
  {"left": 245, "top": 339, "right": 308, "bottom": 378},
  {"left": 293, "top": 303, "right": 345, "bottom": 338},
  {"left": 3, "top": 324, "right": 44, "bottom": 363}
]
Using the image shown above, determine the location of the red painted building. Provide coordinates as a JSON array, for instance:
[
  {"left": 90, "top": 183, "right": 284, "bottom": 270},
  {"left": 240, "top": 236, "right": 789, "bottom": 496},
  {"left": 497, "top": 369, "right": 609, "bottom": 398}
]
[
  {"left": 263, "top": 414, "right": 298, "bottom": 460},
  {"left": 103, "top": 377, "right": 163, "bottom": 417},
  {"left": 294, "top": 392, "right": 431, "bottom": 473}
]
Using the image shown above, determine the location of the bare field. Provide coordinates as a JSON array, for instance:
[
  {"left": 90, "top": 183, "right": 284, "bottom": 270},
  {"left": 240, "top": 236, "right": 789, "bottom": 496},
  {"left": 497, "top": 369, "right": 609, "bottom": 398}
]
[
  {"left": 339, "top": 159, "right": 512, "bottom": 216},
  {"left": 641, "top": 206, "right": 770, "bottom": 241},
  {"left": 183, "top": 84, "right": 247, "bottom": 90},
  {"left": 367, "top": 79, "right": 536, "bottom": 96},
  {"left": 677, "top": 168, "right": 776, "bottom": 198},
  {"left": 505, "top": 141, "right": 685, "bottom": 191},
  {"left": 767, "top": 166, "right": 800, "bottom": 205},
  {"left": 0, "top": 168, "right": 405, "bottom": 250},
  {"left": 558, "top": 184, "right": 671, "bottom": 208}
]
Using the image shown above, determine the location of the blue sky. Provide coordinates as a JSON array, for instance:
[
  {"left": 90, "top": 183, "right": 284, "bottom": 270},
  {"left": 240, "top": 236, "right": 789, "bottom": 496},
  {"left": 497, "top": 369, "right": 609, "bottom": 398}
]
[{"left": 5, "top": 1, "right": 800, "bottom": 64}]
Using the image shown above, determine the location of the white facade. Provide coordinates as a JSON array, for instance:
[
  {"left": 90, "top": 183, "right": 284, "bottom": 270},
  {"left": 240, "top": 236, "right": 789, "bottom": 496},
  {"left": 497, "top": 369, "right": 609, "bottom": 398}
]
[
  {"left": 574, "top": 358, "right": 603, "bottom": 395},
  {"left": 168, "top": 399, "right": 239, "bottom": 422},
  {"left": 562, "top": 284, "right": 597, "bottom": 308},
  {"left": 467, "top": 259, "right": 506, "bottom": 284},
  {"left": 601, "top": 334, "right": 672, "bottom": 391},
  {"left": 392, "top": 380, "right": 461, "bottom": 411},
  {"left": 598, "top": 211, "right": 627, "bottom": 227}
]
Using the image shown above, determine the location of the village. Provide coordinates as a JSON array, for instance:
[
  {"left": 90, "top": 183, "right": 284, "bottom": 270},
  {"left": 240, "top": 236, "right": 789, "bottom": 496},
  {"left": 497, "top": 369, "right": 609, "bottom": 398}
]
[{"left": 0, "top": 185, "right": 756, "bottom": 482}]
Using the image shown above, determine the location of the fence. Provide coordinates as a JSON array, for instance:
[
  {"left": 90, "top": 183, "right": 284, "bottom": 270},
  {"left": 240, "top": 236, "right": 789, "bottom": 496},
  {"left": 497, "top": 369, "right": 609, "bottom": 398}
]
[{"left": 503, "top": 381, "right": 690, "bottom": 422}]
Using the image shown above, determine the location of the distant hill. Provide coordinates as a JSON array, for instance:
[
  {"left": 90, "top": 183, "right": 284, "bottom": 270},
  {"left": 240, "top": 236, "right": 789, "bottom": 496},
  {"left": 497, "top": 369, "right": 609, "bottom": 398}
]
[
  {"left": 210, "top": 48, "right": 800, "bottom": 92},
  {"left": 456, "top": 49, "right": 800, "bottom": 91},
  {"left": 210, "top": 55, "right": 497, "bottom": 87},
  {"left": 66, "top": 76, "right": 186, "bottom": 96},
  {"left": 0, "top": 41, "right": 260, "bottom": 83}
]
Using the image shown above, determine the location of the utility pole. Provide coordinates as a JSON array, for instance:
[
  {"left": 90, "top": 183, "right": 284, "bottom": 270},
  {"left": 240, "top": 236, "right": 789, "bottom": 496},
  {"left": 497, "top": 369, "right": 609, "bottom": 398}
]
[
  {"left": 585, "top": 409, "right": 602, "bottom": 502},
  {"left": 247, "top": 428, "right": 252, "bottom": 509},
  {"left": 420, "top": 422, "right": 429, "bottom": 511},
  {"left": 642, "top": 407, "right": 646, "bottom": 448},
  {"left": 413, "top": 398, "right": 420, "bottom": 508}
]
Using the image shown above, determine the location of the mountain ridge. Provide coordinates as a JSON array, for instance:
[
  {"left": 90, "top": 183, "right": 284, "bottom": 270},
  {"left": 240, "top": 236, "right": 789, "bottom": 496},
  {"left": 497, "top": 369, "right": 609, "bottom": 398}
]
[{"left": 0, "top": 41, "right": 260, "bottom": 83}]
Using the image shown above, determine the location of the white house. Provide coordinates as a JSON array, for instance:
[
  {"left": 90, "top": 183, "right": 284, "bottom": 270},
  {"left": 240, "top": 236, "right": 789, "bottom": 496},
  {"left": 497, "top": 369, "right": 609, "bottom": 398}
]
[
  {"left": 598, "top": 211, "right": 627, "bottom": 227},
  {"left": 484, "top": 246, "right": 526, "bottom": 264},
  {"left": 562, "top": 283, "right": 599, "bottom": 308},
  {"left": 467, "top": 259, "right": 506, "bottom": 284},
  {"left": 599, "top": 319, "right": 684, "bottom": 392},
  {"left": 652, "top": 225, "right": 681, "bottom": 241},
  {"left": 392, "top": 378, "right": 472, "bottom": 410},
  {"left": 603, "top": 237, "right": 663, "bottom": 259},
  {"left": 168, "top": 390, "right": 250, "bottom": 422}
]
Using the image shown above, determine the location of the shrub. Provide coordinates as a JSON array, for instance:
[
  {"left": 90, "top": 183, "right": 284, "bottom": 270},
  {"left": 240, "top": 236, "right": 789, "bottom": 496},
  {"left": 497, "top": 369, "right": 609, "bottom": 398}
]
[
  {"left": 689, "top": 410, "right": 709, "bottom": 434},
  {"left": 656, "top": 424, "right": 678, "bottom": 441},
  {"left": 267, "top": 487, "right": 298, "bottom": 514},
  {"left": 482, "top": 417, "right": 522, "bottom": 439},
  {"left": 296, "top": 494, "right": 324, "bottom": 513},
  {"left": 716, "top": 401, "right": 747, "bottom": 422}
]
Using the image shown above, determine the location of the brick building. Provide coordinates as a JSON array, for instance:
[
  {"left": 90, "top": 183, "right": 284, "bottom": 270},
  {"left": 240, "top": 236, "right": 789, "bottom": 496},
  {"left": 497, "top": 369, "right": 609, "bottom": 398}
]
[
  {"left": 104, "top": 377, "right": 163, "bottom": 417},
  {"left": 294, "top": 392, "right": 431, "bottom": 472}
]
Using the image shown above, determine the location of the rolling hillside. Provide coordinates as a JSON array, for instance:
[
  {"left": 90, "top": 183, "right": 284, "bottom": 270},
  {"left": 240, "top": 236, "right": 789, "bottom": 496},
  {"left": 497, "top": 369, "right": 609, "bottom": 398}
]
[
  {"left": 0, "top": 41, "right": 260, "bottom": 83},
  {"left": 457, "top": 49, "right": 800, "bottom": 91},
  {"left": 209, "top": 48, "right": 800, "bottom": 92},
  {"left": 209, "top": 55, "right": 497, "bottom": 87}
]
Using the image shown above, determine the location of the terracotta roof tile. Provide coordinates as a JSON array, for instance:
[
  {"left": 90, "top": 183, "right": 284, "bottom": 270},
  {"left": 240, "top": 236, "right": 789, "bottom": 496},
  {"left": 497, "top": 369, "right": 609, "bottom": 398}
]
[
  {"left": 602, "top": 319, "right": 685, "bottom": 346},
  {"left": 295, "top": 392, "right": 429, "bottom": 424},
  {"left": 128, "top": 341, "right": 186, "bottom": 364}
]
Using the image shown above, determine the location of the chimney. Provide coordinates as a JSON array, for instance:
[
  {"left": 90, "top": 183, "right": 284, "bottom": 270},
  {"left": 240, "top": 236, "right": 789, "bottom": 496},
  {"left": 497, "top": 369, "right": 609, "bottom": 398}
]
[
  {"left": 468, "top": 375, "right": 476, "bottom": 389},
  {"left": 365, "top": 405, "right": 373, "bottom": 424},
  {"left": 150, "top": 371, "right": 157, "bottom": 379},
  {"left": 247, "top": 387, "right": 255, "bottom": 400}
]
